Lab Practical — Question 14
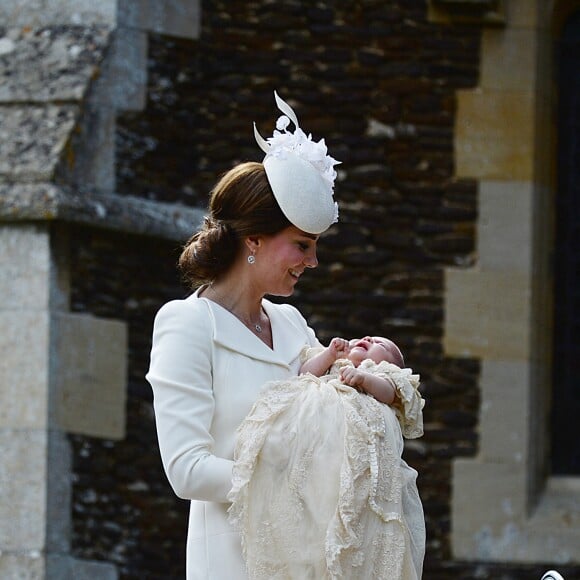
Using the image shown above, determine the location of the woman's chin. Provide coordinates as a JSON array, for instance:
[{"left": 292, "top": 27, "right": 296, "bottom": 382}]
[{"left": 267, "top": 287, "right": 294, "bottom": 298}]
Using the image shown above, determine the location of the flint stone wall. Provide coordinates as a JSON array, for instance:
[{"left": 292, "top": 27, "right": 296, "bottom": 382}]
[{"left": 67, "top": 1, "right": 580, "bottom": 579}]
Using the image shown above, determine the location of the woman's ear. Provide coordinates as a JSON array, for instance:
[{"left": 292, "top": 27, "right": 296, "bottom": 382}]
[{"left": 244, "top": 236, "right": 262, "bottom": 253}]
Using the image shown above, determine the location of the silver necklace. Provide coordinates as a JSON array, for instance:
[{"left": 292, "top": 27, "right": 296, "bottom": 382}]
[{"left": 205, "top": 286, "right": 265, "bottom": 334}]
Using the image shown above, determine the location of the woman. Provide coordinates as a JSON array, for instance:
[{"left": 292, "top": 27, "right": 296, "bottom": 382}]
[{"left": 146, "top": 92, "right": 340, "bottom": 579}]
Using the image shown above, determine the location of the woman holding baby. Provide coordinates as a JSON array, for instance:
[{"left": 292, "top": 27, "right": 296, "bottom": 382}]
[{"left": 146, "top": 92, "right": 425, "bottom": 579}]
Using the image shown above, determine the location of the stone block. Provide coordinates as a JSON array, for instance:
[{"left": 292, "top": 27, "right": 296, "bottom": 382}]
[
  {"left": 0, "top": 0, "right": 117, "bottom": 27},
  {"left": 0, "top": 312, "right": 50, "bottom": 429},
  {"left": 0, "top": 224, "right": 51, "bottom": 310},
  {"left": 0, "top": 552, "right": 44, "bottom": 580},
  {"left": 444, "top": 268, "right": 531, "bottom": 360},
  {"left": 0, "top": 105, "right": 78, "bottom": 182},
  {"left": 478, "top": 180, "right": 534, "bottom": 272},
  {"left": 0, "top": 27, "right": 111, "bottom": 103},
  {"left": 45, "top": 431, "right": 72, "bottom": 551},
  {"left": 534, "top": 31, "right": 553, "bottom": 101},
  {"left": 506, "top": 0, "right": 544, "bottom": 29},
  {"left": 479, "top": 359, "right": 530, "bottom": 462},
  {"left": 0, "top": 184, "right": 205, "bottom": 241},
  {"left": 452, "top": 458, "right": 528, "bottom": 559},
  {"left": 52, "top": 313, "right": 128, "bottom": 439},
  {"left": 0, "top": 429, "right": 48, "bottom": 550},
  {"left": 455, "top": 89, "right": 534, "bottom": 180},
  {"left": 453, "top": 460, "right": 580, "bottom": 562},
  {"left": 62, "top": 104, "right": 116, "bottom": 193},
  {"left": 119, "top": 0, "right": 201, "bottom": 39},
  {"left": 93, "top": 28, "right": 148, "bottom": 112},
  {"left": 427, "top": 0, "right": 506, "bottom": 26},
  {"left": 55, "top": 556, "right": 119, "bottom": 580},
  {"left": 480, "top": 28, "right": 538, "bottom": 91},
  {"left": 45, "top": 0, "right": 117, "bottom": 25},
  {"left": 0, "top": 554, "right": 118, "bottom": 580}
]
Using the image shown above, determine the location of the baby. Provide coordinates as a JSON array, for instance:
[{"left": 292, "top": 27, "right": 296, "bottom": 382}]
[
  {"left": 299, "top": 335, "right": 405, "bottom": 405},
  {"left": 229, "top": 335, "right": 425, "bottom": 580}
]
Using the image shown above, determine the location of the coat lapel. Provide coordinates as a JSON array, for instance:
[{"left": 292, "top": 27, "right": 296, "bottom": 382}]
[{"left": 194, "top": 295, "right": 306, "bottom": 369}]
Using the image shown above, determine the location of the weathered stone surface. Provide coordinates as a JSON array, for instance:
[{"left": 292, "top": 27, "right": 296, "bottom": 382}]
[
  {"left": 480, "top": 27, "right": 538, "bottom": 91},
  {"left": 0, "top": 312, "right": 50, "bottom": 429},
  {"left": 119, "top": 0, "right": 201, "bottom": 40},
  {"left": 97, "top": 28, "right": 148, "bottom": 112},
  {"left": 0, "top": 429, "right": 49, "bottom": 550},
  {"left": 1, "top": 0, "right": 201, "bottom": 39},
  {"left": 53, "top": 312, "right": 128, "bottom": 439},
  {"left": 0, "top": 554, "right": 118, "bottom": 580},
  {"left": 0, "top": 105, "right": 78, "bottom": 181},
  {"left": 455, "top": 89, "right": 535, "bottom": 181},
  {"left": 444, "top": 268, "right": 532, "bottom": 360},
  {"left": 428, "top": 0, "right": 506, "bottom": 26},
  {"left": 0, "top": 224, "right": 51, "bottom": 310},
  {"left": 55, "top": 557, "right": 119, "bottom": 580},
  {"left": 478, "top": 359, "right": 530, "bottom": 463},
  {"left": 478, "top": 180, "right": 534, "bottom": 272},
  {"left": 0, "top": 26, "right": 111, "bottom": 103},
  {"left": 0, "top": 183, "right": 204, "bottom": 240},
  {"left": 0, "top": 0, "right": 117, "bottom": 27},
  {"left": 0, "top": 553, "right": 45, "bottom": 579}
]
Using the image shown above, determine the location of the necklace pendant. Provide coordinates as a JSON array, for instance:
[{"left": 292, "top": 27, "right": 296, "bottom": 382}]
[{"left": 255, "top": 323, "right": 262, "bottom": 333}]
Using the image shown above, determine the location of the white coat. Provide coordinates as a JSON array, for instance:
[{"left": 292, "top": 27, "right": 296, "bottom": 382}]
[{"left": 146, "top": 289, "right": 320, "bottom": 579}]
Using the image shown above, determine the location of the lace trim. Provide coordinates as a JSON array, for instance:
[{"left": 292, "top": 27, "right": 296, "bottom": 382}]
[
  {"left": 228, "top": 372, "right": 424, "bottom": 579},
  {"left": 330, "top": 359, "right": 425, "bottom": 439}
]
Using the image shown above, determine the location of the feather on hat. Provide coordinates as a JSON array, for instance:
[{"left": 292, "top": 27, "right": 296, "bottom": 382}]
[{"left": 254, "top": 92, "right": 340, "bottom": 234}]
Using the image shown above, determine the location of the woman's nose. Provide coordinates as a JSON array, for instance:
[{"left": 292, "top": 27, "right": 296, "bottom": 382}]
[{"left": 304, "top": 249, "right": 318, "bottom": 268}]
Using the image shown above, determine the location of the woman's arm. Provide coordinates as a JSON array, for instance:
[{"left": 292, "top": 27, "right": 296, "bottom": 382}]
[{"left": 146, "top": 299, "right": 233, "bottom": 503}]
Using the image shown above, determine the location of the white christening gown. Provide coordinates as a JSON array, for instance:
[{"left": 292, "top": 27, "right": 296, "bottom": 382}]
[{"left": 228, "top": 353, "right": 426, "bottom": 580}]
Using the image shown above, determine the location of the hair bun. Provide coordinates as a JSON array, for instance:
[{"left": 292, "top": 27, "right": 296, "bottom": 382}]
[{"left": 178, "top": 216, "right": 238, "bottom": 286}]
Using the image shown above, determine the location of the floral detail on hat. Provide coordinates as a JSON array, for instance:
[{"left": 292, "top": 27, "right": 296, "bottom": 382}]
[
  {"left": 255, "top": 92, "right": 341, "bottom": 191},
  {"left": 254, "top": 91, "right": 341, "bottom": 233}
]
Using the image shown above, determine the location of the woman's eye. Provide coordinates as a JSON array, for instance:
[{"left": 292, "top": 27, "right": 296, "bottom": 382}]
[{"left": 298, "top": 242, "right": 309, "bottom": 251}]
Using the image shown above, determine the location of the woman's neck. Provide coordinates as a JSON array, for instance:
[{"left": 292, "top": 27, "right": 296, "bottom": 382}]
[
  {"left": 203, "top": 277, "right": 264, "bottom": 320},
  {"left": 201, "top": 271, "right": 272, "bottom": 345}
]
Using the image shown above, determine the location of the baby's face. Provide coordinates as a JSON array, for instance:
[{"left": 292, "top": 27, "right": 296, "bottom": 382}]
[{"left": 348, "top": 337, "right": 399, "bottom": 367}]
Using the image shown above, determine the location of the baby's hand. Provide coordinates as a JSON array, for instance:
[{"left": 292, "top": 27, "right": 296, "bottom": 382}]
[
  {"left": 340, "top": 366, "right": 367, "bottom": 392},
  {"left": 329, "top": 337, "right": 350, "bottom": 359}
]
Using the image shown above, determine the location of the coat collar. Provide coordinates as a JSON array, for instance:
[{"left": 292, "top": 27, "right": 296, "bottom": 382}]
[{"left": 188, "top": 291, "right": 307, "bottom": 369}]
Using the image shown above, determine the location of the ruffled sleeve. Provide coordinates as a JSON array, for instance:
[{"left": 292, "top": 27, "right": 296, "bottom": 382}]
[
  {"left": 299, "top": 344, "right": 326, "bottom": 365},
  {"left": 358, "top": 359, "right": 425, "bottom": 439}
]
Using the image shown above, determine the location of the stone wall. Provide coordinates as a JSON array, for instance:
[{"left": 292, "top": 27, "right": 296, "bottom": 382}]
[
  {"left": 66, "top": 1, "right": 580, "bottom": 578},
  {"left": 69, "top": 228, "right": 186, "bottom": 578}
]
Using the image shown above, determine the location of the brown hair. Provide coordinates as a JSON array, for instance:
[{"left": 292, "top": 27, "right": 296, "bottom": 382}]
[{"left": 179, "top": 162, "right": 291, "bottom": 288}]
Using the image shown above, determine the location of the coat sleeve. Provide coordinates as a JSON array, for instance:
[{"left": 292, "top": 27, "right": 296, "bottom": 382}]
[{"left": 146, "top": 299, "right": 234, "bottom": 503}]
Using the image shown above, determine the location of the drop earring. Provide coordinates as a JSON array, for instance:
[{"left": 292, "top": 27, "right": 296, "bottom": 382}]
[{"left": 247, "top": 253, "right": 256, "bottom": 264}]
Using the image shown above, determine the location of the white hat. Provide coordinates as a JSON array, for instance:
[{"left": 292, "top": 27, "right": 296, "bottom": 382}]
[{"left": 254, "top": 91, "right": 340, "bottom": 234}]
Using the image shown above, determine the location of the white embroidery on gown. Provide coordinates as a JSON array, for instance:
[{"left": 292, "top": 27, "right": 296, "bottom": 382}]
[{"left": 228, "top": 356, "right": 425, "bottom": 580}]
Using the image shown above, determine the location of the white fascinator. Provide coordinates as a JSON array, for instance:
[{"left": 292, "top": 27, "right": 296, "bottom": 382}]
[{"left": 254, "top": 91, "right": 340, "bottom": 234}]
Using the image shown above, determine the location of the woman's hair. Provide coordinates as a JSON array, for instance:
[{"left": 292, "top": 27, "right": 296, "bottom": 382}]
[{"left": 179, "top": 162, "right": 291, "bottom": 287}]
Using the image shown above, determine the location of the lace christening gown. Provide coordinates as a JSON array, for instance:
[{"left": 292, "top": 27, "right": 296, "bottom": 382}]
[{"left": 228, "top": 354, "right": 426, "bottom": 580}]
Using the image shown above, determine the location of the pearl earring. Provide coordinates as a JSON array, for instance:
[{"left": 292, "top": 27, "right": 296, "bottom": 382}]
[{"left": 247, "top": 254, "right": 256, "bottom": 264}]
